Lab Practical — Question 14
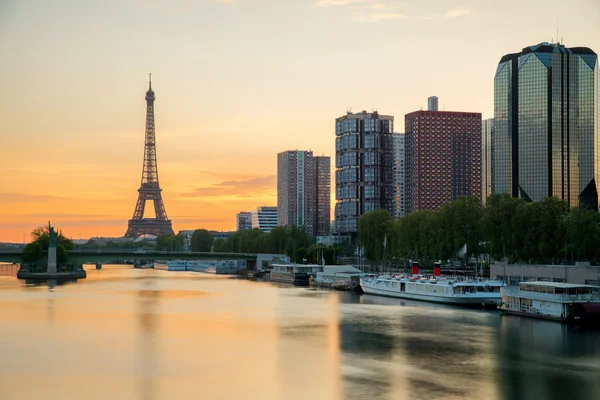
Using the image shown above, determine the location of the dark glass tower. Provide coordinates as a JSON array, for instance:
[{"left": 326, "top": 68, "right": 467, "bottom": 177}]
[{"left": 494, "top": 42, "right": 599, "bottom": 209}]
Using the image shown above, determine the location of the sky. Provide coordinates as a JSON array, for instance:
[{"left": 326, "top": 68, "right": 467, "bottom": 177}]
[{"left": 0, "top": 0, "right": 599, "bottom": 242}]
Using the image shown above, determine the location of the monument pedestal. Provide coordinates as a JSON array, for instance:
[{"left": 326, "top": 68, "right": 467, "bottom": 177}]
[{"left": 47, "top": 247, "right": 57, "bottom": 274}]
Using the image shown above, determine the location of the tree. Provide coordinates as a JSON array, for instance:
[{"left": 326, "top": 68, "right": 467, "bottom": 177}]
[
  {"left": 22, "top": 242, "right": 42, "bottom": 263},
  {"left": 483, "top": 194, "right": 525, "bottom": 262},
  {"left": 56, "top": 245, "right": 68, "bottom": 263},
  {"left": 191, "top": 229, "right": 214, "bottom": 252},
  {"left": 357, "top": 209, "right": 394, "bottom": 263},
  {"left": 22, "top": 224, "right": 74, "bottom": 263},
  {"left": 294, "top": 247, "right": 308, "bottom": 264},
  {"left": 566, "top": 206, "right": 600, "bottom": 263},
  {"left": 30, "top": 225, "right": 75, "bottom": 251},
  {"left": 155, "top": 234, "right": 185, "bottom": 251}
]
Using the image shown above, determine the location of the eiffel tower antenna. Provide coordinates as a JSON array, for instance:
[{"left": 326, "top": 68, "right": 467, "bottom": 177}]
[{"left": 124, "top": 76, "right": 174, "bottom": 238}]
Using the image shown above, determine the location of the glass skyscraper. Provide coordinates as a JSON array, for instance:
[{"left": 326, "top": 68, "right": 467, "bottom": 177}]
[
  {"left": 334, "top": 111, "right": 394, "bottom": 236},
  {"left": 494, "top": 42, "right": 599, "bottom": 209}
]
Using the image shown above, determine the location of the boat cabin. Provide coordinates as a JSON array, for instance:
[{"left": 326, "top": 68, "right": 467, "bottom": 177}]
[
  {"left": 316, "top": 266, "right": 364, "bottom": 285},
  {"left": 271, "top": 264, "right": 322, "bottom": 275},
  {"left": 517, "top": 282, "right": 599, "bottom": 297}
]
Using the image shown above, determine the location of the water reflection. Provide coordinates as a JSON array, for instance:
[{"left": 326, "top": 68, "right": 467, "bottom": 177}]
[
  {"left": 137, "top": 279, "right": 159, "bottom": 400},
  {"left": 275, "top": 288, "right": 343, "bottom": 399},
  {"left": 0, "top": 267, "right": 599, "bottom": 400},
  {"left": 497, "top": 315, "right": 600, "bottom": 400},
  {"left": 24, "top": 278, "right": 78, "bottom": 290}
]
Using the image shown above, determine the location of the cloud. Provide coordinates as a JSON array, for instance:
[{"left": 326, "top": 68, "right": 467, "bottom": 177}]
[
  {"left": 351, "top": 12, "right": 408, "bottom": 22},
  {"left": 0, "top": 192, "right": 65, "bottom": 203},
  {"left": 170, "top": 217, "right": 230, "bottom": 225},
  {"left": 25, "top": 213, "right": 113, "bottom": 219},
  {"left": 445, "top": 8, "right": 472, "bottom": 18},
  {"left": 314, "top": 0, "right": 373, "bottom": 8},
  {"left": 182, "top": 175, "right": 276, "bottom": 198}
]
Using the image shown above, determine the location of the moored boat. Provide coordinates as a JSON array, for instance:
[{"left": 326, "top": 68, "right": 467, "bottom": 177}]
[
  {"left": 270, "top": 264, "right": 322, "bottom": 286},
  {"left": 500, "top": 281, "right": 600, "bottom": 324},
  {"left": 360, "top": 265, "right": 505, "bottom": 307}
]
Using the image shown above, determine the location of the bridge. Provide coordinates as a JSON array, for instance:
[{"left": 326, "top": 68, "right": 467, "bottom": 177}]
[{"left": 0, "top": 250, "right": 260, "bottom": 267}]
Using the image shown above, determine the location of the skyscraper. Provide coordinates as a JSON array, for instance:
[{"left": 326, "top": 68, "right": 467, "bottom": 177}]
[
  {"left": 252, "top": 206, "right": 278, "bottom": 232},
  {"left": 393, "top": 133, "right": 406, "bottom": 219},
  {"left": 482, "top": 118, "right": 495, "bottom": 205},
  {"left": 334, "top": 111, "right": 394, "bottom": 236},
  {"left": 236, "top": 212, "right": 253, "bottom": 231},
  {"left": 494, "top": 42, "right": 599, "bottom": 209},
  {"left": 405, "top": 98, "right": 482, "bottom": 213},
  {"left": 277, "top": 150, "right": 330, "bottom": 237}
]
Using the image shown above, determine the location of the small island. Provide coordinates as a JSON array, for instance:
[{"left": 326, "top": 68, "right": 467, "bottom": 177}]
[{"left": 17, "top": 222, "right": 86, "bottom": 280}]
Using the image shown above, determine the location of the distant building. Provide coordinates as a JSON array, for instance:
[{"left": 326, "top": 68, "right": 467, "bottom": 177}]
[
  {"left": 316, "top": 235, "right": 351, "bottom": 247},
  {"left": 494, "top": 42, "right": 599, "bottom": 209},
  {"left": 210, "top": 231, "right": 234, "bottom": 240},
  {"left": 277, "top": 150, "right": 331, "bottom": 237},
  {"left": 392, "top": 133, "right": 406, "bottom": 219},
  {"left": 335, "top": 111, "right": 394, "bottom": 236},
  {"left": 236, "top": 212, "right": 253, "bottom": 231},
  {"left": 427, "top": 96, "right": 439, "bottom": 112},
  {"left": 491, "top": 262, "right": 600, "bottom": 286},
  {"left": 89, "top": 237, "right": 132, "bottom": 246},
  {"left": 482, "top": 118, "right": 495, "bottom": 204},
  {"left": 405, "top": 97, "right": 482, "bottom": 213},
  {"left": 252, "top": 206, "right": 278, "bottom": 232}
]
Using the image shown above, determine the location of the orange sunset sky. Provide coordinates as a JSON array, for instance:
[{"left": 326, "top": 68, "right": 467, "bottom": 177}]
[{"left": 1, "top": 0, "right": 599, "bottom": 242}]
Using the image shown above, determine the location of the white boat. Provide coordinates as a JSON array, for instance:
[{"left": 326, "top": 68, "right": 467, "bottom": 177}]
[
  {"left": 500, "top": 281, "right": 600, "bottom": 324},
  {"left": 360, "top": 274, "right": 506, "bottom": 307},
  {"left": 166, "top": 260, "right": 243, "bottom": 274}
]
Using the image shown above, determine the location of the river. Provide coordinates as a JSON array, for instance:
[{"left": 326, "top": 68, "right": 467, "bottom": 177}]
[{"left": 1, "top": 265, "right": 599, "bottom": 400}]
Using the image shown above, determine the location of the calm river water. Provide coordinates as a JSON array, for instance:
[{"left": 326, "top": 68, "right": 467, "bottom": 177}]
[{"left": 1, "top": 264, "right": 600, "bottom": 400}]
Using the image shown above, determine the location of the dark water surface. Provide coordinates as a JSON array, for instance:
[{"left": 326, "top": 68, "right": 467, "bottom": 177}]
[{"left": 1, "top": 265, "right": 599, "bottom": 400}]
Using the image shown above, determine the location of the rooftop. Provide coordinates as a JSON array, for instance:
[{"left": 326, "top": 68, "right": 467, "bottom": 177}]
[{"left": 519, "top": 281, "right": 599, "bottom": 289}]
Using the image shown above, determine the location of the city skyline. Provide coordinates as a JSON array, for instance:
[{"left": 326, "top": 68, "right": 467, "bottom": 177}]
[{"left": 1, "top": 0, "right": 599, "bottom": 241}]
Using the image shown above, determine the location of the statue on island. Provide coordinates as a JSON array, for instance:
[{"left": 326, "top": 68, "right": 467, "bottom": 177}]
[{"left": 48, "top": 221, "right": 57, "bottom": 248}]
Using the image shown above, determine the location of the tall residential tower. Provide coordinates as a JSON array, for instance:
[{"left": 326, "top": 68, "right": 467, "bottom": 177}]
[
  {"left": 277, "top": 150, "right": 331, "bottom": 237},
  {"left": 393, "top": 133, "right": 406, "bottom": 219},
  {"left": 482, "top": 118, "right": 495, "bottom": 204},
  {"left": 334, "top": 111, "right": 394, "bottom": 236},
  {"left": 494, "top": 42, "right": 599, "bottom": 209},
  {"left": 405, "top": 98, "right": 482, "bottom": 213}
]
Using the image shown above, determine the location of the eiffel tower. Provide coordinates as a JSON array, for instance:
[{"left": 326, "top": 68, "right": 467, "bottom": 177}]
[{"left": 125, "top": 74, "right": 174, "bottom": 238}]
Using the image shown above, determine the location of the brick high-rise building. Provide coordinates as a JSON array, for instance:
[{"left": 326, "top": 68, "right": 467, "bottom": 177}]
[
  {"left": 334, "top": 111, "right": 394, "bottom": 236},
  {"left": 405, "top": 99, "right": 482, "bottom": 213},
  {"left": 277, "top": 150, "right": 331, "bottom": 237}
]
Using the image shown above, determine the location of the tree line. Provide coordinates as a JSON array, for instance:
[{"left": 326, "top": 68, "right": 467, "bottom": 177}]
[
  {"left": 22, "top": 226, "right": 74, "bottom": 263},
  {"left": 184, "top": 225, "right": 353, "bottom": 264},
  {"left": 358, "top": 194, "right": 600, "bottom": 265}
]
